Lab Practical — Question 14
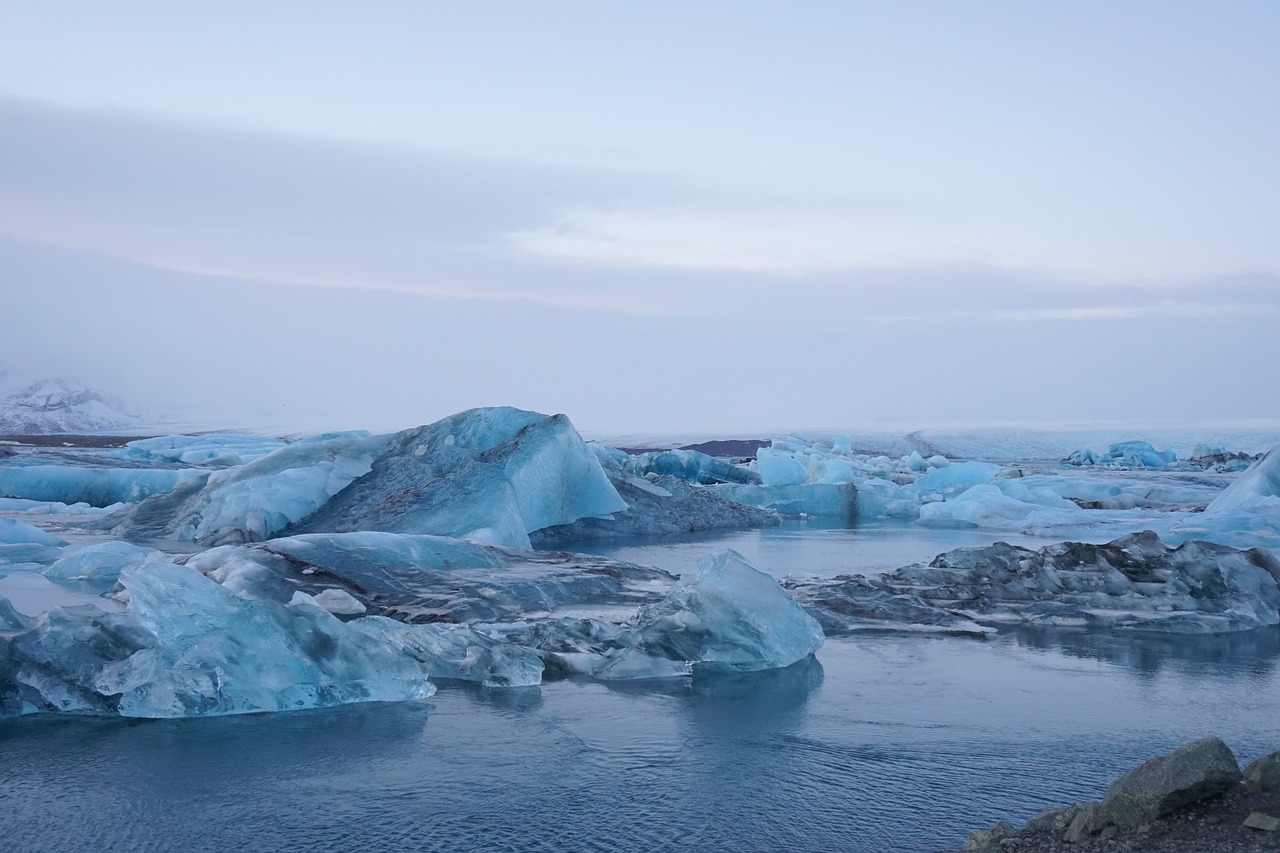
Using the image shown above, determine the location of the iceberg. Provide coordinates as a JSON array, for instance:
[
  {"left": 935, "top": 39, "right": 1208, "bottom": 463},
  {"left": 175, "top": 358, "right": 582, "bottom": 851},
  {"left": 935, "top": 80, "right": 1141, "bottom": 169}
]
[
  {"left": 755, "top": 447, "right": 810, "bottom": 486},
  {"left": 110, "top": 431, "right": 387, "bottom": 546},
  {"left": 290, "top": 408, "right": 626, "bottom": 549},
  {"left": 587, "top": 550, "right": 825, "bottom": 678},
  {"left": 626, "top": 549, "right": 825, "bottom": 671},
  {"left": 1, "top": 559, "right": 435, "bottom": 718},
  {"left": 0, "top": 466, "right": 199, "bottom": 507}
]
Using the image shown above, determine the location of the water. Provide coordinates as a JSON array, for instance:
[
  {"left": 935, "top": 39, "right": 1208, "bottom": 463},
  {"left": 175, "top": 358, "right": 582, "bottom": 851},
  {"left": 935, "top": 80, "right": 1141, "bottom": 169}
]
[
  {"left": 573, "top": 518, "right": 1127, "bottom": 579},
  {"left": 3, "top": 628, "right": 1277, "bottom": 853}
]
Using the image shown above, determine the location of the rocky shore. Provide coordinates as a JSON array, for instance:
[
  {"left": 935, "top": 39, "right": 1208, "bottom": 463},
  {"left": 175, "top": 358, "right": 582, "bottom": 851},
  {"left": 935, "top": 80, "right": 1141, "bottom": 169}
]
[{"left": 948, "top": 739, "right": 1280, "bottom": 852}]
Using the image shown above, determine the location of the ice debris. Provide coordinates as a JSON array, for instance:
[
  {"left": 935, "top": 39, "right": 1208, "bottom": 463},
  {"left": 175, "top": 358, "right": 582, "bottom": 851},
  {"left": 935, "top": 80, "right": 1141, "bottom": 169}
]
[
  {"left": 185, "top": 531, "right": 677, "bottom": 624},
  {"left": 786, "top": 531, "right": 1280, "bottom": 635}
]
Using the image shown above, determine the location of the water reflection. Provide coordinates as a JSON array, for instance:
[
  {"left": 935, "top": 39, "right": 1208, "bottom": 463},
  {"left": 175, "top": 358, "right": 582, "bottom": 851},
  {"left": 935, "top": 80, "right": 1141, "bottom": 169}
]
[
  {"left": 1006, "top": 625, "right": 1280, "bottom": 678},
  {"left": 442, "top": 679, "right": 545, "bottom": 713}
]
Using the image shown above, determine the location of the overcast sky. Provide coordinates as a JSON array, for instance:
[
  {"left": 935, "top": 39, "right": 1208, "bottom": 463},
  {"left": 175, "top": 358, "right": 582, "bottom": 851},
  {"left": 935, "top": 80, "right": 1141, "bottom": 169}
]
[{"left": 1, "top": 2, "right": 1277, "bottom": 435}]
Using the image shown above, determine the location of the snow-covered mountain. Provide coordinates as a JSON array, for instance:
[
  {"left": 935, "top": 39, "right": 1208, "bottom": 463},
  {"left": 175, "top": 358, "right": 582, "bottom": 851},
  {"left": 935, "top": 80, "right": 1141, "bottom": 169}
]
[{"left": 0, "top": 378, "right": 141, "bottom": 434}]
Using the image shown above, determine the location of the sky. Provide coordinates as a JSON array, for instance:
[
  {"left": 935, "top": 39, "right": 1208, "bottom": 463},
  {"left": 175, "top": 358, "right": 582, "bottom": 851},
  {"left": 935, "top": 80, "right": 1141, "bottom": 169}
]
[{"left": 1, "top": 2, "right": 1277, "bottom": 436}]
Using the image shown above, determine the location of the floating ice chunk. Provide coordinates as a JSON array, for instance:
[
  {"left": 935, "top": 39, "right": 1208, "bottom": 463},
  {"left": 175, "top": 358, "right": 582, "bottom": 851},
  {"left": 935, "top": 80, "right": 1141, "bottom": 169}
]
[
  {"left": 1207, "top": 447, "right": 1280, "bottom": 513},
  {"left": 0, "top": 466, "right": 199, "bottom": 507},
  {"left": 1106, "top": 440, "right": 1177, "bottom": 468},
  {"left": 756, "top": 448, "right": 809, "bottom": 487},
  {"left": 0, "top": 517, "right": 64, "bottom": 547},
  {"left": 532, "top": 448, "right": 776, "bottom": 544},
  {"left": 852, "top": 478, "right": 921, "bottom": 520},
  {"left": 918, "top": 483, "right": 1079, "bottom": 529},
  {"left": 350, "top": 617, "right": 543, "bottom": 687},
  {"left": 817, "top": 459, "right": 857, "bottom": 484},
  {"left": 0, "top": 596, "right": 33, "bottom": 632},
  {"left": 0, "top": 517, "right": 64, "bottom": 565},
  {"left": 310, "top": 588, "right": 367, "bottom": 616},
  {"left": 1063, "top": 448, "right": 1101, "bottom": 466},
  {"left": 596, "top": 550, "right": 824, "bottom": 678},
  {"left": 112, "top": 432, "right": 388, "bottom": 546},
  {"left": 292, "top": 408, "right": 626, "bottom": 550},
  {"left": 712, "top": 483, "right": 858, "bottom": 521},
  {"left": 1167, "top": 499, "right": 1280, "bottom": 550},
  {"left": 43, "top": 541, "right": 158, "bottom": 591},
  {"left": 0, "top": 559, "right": 436, "bottom": 718},
  {"left": 911, "top": 461, "right": 1001, "bottom": 498},
  {"left": 623, "top": 449, "right": 759, "bottom": 485},
  {"left": 0, "top": 497, "right": 124, "bottom": 516},
  {"left": 906, "top": 451, "right": 929, "bottom": 472},
  {"left": 108, "top": 434, "right": 288, "bottom": 466}
]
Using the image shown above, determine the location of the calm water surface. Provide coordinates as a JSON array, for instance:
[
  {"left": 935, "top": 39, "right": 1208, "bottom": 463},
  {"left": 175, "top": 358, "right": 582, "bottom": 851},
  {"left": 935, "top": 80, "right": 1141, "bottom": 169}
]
[{"left": 3, "top": 627, "right": 1278, "bottom": 853}]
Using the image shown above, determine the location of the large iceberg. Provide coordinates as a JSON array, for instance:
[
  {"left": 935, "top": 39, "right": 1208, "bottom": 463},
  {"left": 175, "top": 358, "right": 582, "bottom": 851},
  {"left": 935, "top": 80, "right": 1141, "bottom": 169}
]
[
  {"left": 290, "top": 408, "right": 626, "bottom": 549},
  {"left": 110, "top": 432, "right": 387, "bottom": 545},
  {"left": 1, "top": 559, "right": 435, "bottom": 718}
]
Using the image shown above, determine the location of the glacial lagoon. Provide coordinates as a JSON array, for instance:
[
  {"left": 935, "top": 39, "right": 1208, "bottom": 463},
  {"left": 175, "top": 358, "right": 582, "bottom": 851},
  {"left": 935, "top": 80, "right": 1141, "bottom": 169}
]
[
  {"left": 3, "top": 617, "right": 1278, "bottom": 852},
  {"left": 2, "top": 416, "right": 1280, "bottom": 851}
]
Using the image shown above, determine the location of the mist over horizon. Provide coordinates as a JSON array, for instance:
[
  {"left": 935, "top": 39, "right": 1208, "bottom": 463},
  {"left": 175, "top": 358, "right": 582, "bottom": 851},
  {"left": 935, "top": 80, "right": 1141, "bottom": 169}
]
[{"left": 2, "top": 3, "right": 1277, "bottom": 438}]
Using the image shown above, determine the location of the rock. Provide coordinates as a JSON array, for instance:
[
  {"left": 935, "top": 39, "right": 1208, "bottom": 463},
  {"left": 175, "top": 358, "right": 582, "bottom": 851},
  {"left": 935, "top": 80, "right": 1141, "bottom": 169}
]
[
  {"left": 1102, "top": 738, "right": 1242, "bottom": 828},
  {"left": 1245, "top": 750, "right": 1280, "bottom": 790},
  {"left": 1062, "top": 802, "right": 1114, "bottom": 842},
  {"left": 1026, "top": 805, "right": 1077, "bottom": 833},
  {"left": 963, "top": 820, "right": 1015, "bottom": 851},
  {"left": 1244, "top": 812, "right": 1280, "bottom": 832}
]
